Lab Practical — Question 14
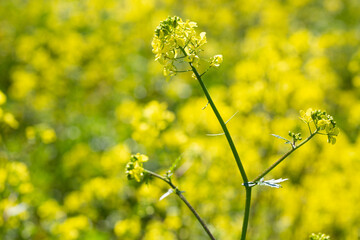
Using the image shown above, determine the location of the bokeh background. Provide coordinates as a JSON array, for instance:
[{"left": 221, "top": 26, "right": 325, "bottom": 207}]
[{"left": 1, "top": 0, "right": 360, "bottom": 239}]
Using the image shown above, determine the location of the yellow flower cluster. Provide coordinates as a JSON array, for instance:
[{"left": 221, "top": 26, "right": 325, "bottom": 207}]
[
  {"left": 126, "top": 153, "right": 149, "bottom": 182},
  {"left": 52, "top": 215, "right": 89, "bottom": 240},
  {"left": 309, "top": 233, "right": 331, "bottom": 240},
  {"left": 152, "top": 16, "right": 205, "bottom": 77},
  {"left": 117, "top": 101, "right": 175, "bottom": 147},
  {"left": 25, "top": 125, "right": 57, "bottom": 144},
  {"left": 299, "top": 108, "right": 314, "bottom": 123},
  {"left": 210, "top": 54, "right": 224, "bottom": 67},
  {"left": 300, "top": 108, "right": 339, "bottom": 144},
  {"left": 0, "top": 90, "right": 19, "bottom": 130},
  {"left": 0, "top": 160, "right": 33, "bottom": 229},
  {"left": 1, "top": 0, "right": 360, "bottom": 239},
  {"left": 152, "top": 16, "right": 221, "bottom": 78}
]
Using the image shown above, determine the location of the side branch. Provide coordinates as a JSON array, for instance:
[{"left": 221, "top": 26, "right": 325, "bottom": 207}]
[
  {"left": 144, "top": 170, "right": 216, "bottom": 240},
  {"left": 252, "top": 130, "right": 318, "bottom": 183}
]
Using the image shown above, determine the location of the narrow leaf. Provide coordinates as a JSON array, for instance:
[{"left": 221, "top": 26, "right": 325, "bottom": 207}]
[
  {"left": 225, "top": 111, "right": 239, "bottom": 124},
  {"left": 257, "top": 178, "right": 288, "bottom": 188},
  {"left": 271, "top": 134, "right": 292, "bottom": 144},
  {"left": 169, "top": 156, "right": 182, "bottom": 173},
  {"left": 202, "top": 102, "right": 209, "bottom": 110},
  {"left": 159, "top": 189, "right": 174, "bottom": 201},
  {"left": 206, "top": 133, "right": 225, "bottom": 136}
]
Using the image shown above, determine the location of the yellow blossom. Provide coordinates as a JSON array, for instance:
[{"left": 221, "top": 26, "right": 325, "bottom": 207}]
[
  {"left": 210, "top": 54, "right": 223, "bottom": 67},
  {"left": 40, "top": 128, "right": 57, "bottom": 144},
  {"left": 299, "top": 108, "right": 313, "bottom": 123},
  {"left": 3, "top": 113, "right": 19, "bottom": 129},
  {"left": 152, "top": 16, "right": 209, "bottom": 78},
  {"left": 126, "top": 153, "right": 149, "bottom": 182},
  {"left": 0, "top": 91, "right": 6, "bottom": 105}
]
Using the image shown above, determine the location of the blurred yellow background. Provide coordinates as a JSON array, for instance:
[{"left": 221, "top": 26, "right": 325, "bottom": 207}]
[{"left": 0, "top": 0, "right": 359, "bottom": 239}]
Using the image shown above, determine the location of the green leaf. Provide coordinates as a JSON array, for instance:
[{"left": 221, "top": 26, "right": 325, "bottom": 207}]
[
  {"left": 169, "top": 156, "right": 182, "bottom": 174},
  {"left": 159, "top": 189, "right": 174, "bottom": 201},
  {"left": 257, "top": 178, "right": 288, "bottom": 188},
  {"left": 271, "top": 134, "right": 292, "bottom": 144}
]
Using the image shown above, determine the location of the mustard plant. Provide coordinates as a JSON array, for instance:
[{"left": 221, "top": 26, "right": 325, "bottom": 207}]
[{"left": 126, "top": 16, "right": 339, "bottom": 240}]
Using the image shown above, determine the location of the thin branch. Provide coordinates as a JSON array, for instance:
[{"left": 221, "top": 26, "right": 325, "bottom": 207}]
[
  {"left": 252, "top": 129, "right": 318, "bottom": 183},
  {"left": 144, "top": 170, "right": 216, "bottom": 240},
  {"left": 202, "top": 102, "right": 209, "bottom": 110},
  {"left": 225, "top": 111, "right": 239, "bottom": 125},
  {"left": 307, "top": 122, "right": 312, "bottom": 135},
  {"left": 174, "top": 55, "right": 187, "bottom": 59},
  {"left": 316, "top": 132, "right": 328, "bottom": 136},
  {"left": 200, "top": 66, "right": 211, "bottom": 77},
  {"left": 183, "top": 39, "right": 192, "bottom": 49}
]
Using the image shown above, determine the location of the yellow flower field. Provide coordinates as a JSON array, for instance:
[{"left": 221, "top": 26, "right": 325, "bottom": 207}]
[{"left": 0, "top": 0, "right": 359, "bottom": 239}]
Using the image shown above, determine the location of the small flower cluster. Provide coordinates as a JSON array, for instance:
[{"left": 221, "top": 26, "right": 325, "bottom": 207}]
[
  {"left": 125, "top": 153, "right": 149, "bottom": 182},
  {"left": 288, "top": 131, "right": 302, "bottom": 143},
  {"left": 300, "top": 108, "right": 339, "bottom": 144},
  {"left": 309, "top": 233, "right": 330, "bottom": 240},
  {"left": 0, "top": 90, "right": 19, "bottom": 129},
  {"left": 152, "top": 16, "right": 222, "bottom": 78},
  {"left": 210, "top": 55, "right": 223, "bottom": 67}
]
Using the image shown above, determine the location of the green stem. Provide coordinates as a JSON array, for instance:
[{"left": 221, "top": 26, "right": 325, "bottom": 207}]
[
  {"left": 191, "top": 64, "right": 252, "bottom": 239},
  {"left": 144, "top": 170, "right": 216, "bottom": 240},
  {"left": 182, "top": 56, "right": 248, "bottom": 183},
  {"left": 179, "top": 47, "right": 251, "bottom": 240},
  {"left": 241, "top": 187, "right": 252, "bottom": 240},
  {"left": 252, "top": 130, "right": 318, "bottom": 183}
]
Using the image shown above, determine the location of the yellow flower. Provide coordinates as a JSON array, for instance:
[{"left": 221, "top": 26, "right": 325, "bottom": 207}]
[
  {"left": 130, "top": 162, "right": 144, "bottom": 182},
  {"left": 175, "top": 37, "right": 186, "bottom": 47},
  {"left": 152, "top": 16, "right": 209, "bottom": 78},
  {"left": 3, "top": 113, "right": 19, "bottom": 129},
  {"left": 114, "top": 218, "right": 141, "bottom": 238},
  {"left": 317, "top": 119, "right": 330, "bottom": 130},
  {"left": 324, "top": 124, "right": 339, "bottom": 144},
  {"left": 198, "top": 32, "right": 207, "bottom": 46},
  {"left": 40, "top": 128, "right": 57, "bottom": 144},
  {"left": 299, "top": 108, "right": 313, "bottom": 123},
  {"left": 134, "top": 153, "right": 149, "bottom": 163},
  {"left": 0, "top": 91, "right": 6, "bottom": 105},
  {"left": 300, "top": 108, "right": 339, "bottom": 144},
  {"left": 126, "top": 153, "right": 149, "bottom": 182},
  {"left": 210, "top": 55, "right": 223, "bottom": 67}
]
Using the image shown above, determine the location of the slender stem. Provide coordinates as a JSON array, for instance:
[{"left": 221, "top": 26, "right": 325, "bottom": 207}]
[
  {"left": 176, "top": 192, "right": 215, "bottom": 240},
  {"left": 241, "top": 188, "right": 252, "bottom": 240},
  {"left": 307, "top": 123, "right": 312, "bottom": 135},
  {"left": 191, "top": 61, "right": 252, "bottom": 240},
  {"left": 144, "top": 170, "right": 216, "bottom": 240},
  {"left": 179, "top": 47, "right": 251, "bottom": 240},
  {"left": 252, "top": 130, "right": 318, "bottom": 183},
  {"left": 200, "top": 66, "right": 211, "bottom": 77},
  {"left": 175, "top": 69, "right": 192, "bottom": 73},
  {"left": 180, "top": 48, "right": 248, "bottom": 183}
]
